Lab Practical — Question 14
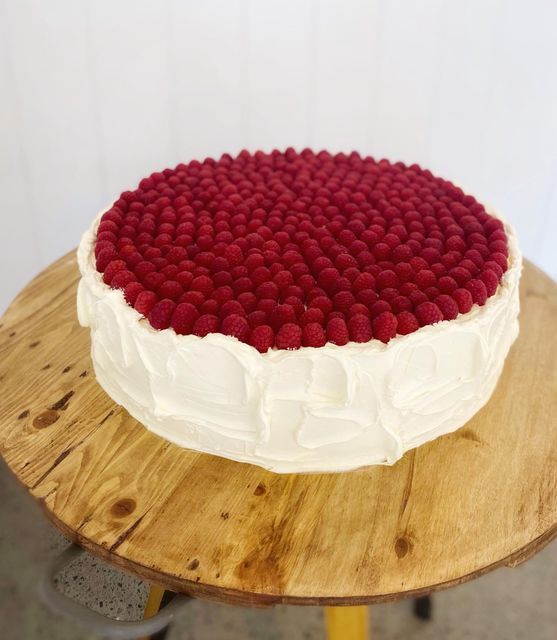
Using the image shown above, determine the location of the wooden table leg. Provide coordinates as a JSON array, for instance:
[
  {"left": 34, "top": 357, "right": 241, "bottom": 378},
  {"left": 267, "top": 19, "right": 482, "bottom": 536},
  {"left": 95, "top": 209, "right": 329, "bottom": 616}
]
[
  {"left": 140, "top": 585, "right": 167, "bottom": 640},
  {"left": 325, "top": 606, "right": 369, "bottom": 640}
]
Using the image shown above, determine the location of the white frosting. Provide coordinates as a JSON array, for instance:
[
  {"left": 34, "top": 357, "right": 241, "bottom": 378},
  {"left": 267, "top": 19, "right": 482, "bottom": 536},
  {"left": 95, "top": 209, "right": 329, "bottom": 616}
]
[{"left": 77, "top": 211, "right": 522, "bottom": 473}]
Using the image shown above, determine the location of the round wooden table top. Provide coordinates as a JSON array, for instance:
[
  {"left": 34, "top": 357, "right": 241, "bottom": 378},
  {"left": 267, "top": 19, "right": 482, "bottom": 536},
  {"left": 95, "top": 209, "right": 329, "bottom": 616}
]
[{"left": 1, "top": 254, "right": 556, "bottom": 606}]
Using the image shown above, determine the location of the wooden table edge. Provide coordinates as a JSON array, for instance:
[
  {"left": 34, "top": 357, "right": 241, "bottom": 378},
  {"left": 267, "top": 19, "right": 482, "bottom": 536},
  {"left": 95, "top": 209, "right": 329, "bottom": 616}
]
[{"left": 22, "top": 467, "right": 555, "bottom": 607}]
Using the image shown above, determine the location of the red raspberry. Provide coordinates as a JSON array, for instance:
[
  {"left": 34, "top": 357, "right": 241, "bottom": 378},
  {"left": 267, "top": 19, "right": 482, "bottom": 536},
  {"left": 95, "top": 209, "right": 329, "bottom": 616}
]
[
  {"left": 193, "top": 314, "right": 220, "bottom": 337},
  {"left": 326, "top": 317, "right": 349, "bottom": 346},
  {"left": 221, "top": 300, "right": 245, "bottom": 318},
  {"left": 415, "top": 301, "right": 443, "bottom": 327},
  {"left": 143, "top": 271, "right": 166, "bottom": 291},
  {"left": 256, "top": 281, "right": 279, "bottom": 300},
  {"left": 238, "top": 291, "right": 257, "bottom": 313},
  {"left": 318, "top": 267, "right": 340, "bottom": 289},
  {"left": 170, "top": 302, "right": 199, "bottom": 334},
  {"left": 300, "top": 308, "right": 325, "bottom": 327},
  {"left": 356, "top": 289, "right": 379, "bottom": 306},
  {"left": 480, "top": 269, "right": 500, "bottom": 296},
  {"left": 333, "top": 290, "right": 355, "bottom": 312},
  {"left": 396, "top": 311, "right": 419, "bottom": 335},
  {"left": 490, "top": 252, "right": 508, "bottom": 271},
  {"left": 124, "top": 282, "right": 144, "bottom": 305},
  {"left": 372, "top": 312, "right": 398, "bottom": 343},
  {"left": 148, "top": 299, "right": 176, "bottom": 330},
  {"left": 438, "top": 275, "right": 458, "bottom": 293},
  {"left": 466, "top": 279, "right": 488, "bottom": 306},
  {"left": 449, "top": 266, "right": 472, "bottom": 286},
  {"left": 435, "top": 294, "right": 459, "bottom": 320},
  {"left": 270, "top": 304, "right": 297, "bottom": 330},
  {"left": 224, "top": 244, "right": 243, "bottom": 266},
  {"left": 452, "top": 288, "right": 473, "bottom": 313},
  {"left": 272, "top": 270, "right": 293, "bottom": 290},
  {"left": 302, "top": 322, "right": 327, "bottom": 347},
  {"left": 102, "top": 259, "right": 127, "bottom": 284},
  {"left": 134, "top": 290, "right": 158, "bottom": 315},
  {"left": 248, "top": 310, "right": 268, "bottom": 329},
  {"left": 369, "top": 300, "right": 391, "bottom": 319},
  {"left": 179, "top": 290, "right": 204, "bottom": 308},
  {"left": 191, "top": 275, "right": 214, "bottom": 296},
  {"left": 376, "top": 269, "right": 399, "bottom": 290},
  {"left": 249, "top": 325, "right": 275, "bottom": 353},
  {"left": 414, "top": 269, "right": 437, "bottom": 289},
  {"left": 391, "top": 295, "right": 412, "bottom": 313},
  {"left": 276, "top": 323, "right": 303, "bottom": 350},
  {"left": 348, "top": 314, "right": 372, "bottom": 343},
  {"left": 221, "top": 314, "right": 250, "bottom": 341},
  {"left": 96, "top": 247, "right": 118, "bottom": 271},
  {"left": 158, "top": 280, "right": 183, "bottom": 300},
  {"left": 110, "top": 269, "right": 136, "bottom": 289},
  {"left": 309, "top": 295, "right": 333, "bottom": 316}
]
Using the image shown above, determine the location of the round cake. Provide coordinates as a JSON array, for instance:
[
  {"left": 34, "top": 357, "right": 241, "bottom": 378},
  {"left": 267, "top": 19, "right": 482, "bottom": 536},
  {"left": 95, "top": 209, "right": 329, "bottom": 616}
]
[{"left": 77, "top": 149, "right": 522, "bottom": 473}]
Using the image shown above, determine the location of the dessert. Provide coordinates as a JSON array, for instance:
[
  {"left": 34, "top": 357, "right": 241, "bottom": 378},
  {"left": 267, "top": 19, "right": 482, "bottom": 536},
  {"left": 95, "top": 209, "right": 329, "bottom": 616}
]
[{"left": 77, "top": 149, "right": 521, "bottom": 473}]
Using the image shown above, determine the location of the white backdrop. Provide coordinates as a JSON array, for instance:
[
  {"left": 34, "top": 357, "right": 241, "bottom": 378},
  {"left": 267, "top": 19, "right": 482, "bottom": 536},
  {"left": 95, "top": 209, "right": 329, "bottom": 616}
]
[{"left": 1, "top": 0, "right": 557, "bottom": 313}]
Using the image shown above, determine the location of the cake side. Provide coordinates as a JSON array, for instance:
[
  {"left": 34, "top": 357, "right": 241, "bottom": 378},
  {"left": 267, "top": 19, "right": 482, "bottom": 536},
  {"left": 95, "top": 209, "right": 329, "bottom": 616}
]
[{"left": 77, "top": 210, "right": 522, "bottom": 473}]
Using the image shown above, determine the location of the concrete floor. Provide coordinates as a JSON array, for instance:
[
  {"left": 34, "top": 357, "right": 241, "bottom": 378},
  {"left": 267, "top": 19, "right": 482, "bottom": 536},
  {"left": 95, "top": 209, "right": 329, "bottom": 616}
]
[{"left": 1, "top": 459, "right": 556, "bottom": 640}]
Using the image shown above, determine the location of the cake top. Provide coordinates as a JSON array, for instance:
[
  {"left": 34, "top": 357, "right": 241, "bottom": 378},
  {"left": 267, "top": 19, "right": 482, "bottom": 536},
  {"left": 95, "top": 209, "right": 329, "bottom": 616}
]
[{"left": 94, "top": 148, "right": 509, "bottom": 352}]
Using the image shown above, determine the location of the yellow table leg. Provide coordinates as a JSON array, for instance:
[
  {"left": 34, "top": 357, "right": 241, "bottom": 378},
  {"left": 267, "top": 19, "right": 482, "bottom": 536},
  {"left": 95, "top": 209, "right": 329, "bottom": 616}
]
[
  {"left": 140, "top": 584, "right": 166, "bottom": 640},
  {"left": 325, "top": 606, "right": 369, "bottom": 640}
]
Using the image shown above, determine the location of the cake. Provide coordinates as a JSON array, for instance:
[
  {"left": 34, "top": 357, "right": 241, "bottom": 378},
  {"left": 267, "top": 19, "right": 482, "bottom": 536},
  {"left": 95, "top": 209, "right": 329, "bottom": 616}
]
[{"left": 77, "top": 149, "right": 522, "bottom": 473}]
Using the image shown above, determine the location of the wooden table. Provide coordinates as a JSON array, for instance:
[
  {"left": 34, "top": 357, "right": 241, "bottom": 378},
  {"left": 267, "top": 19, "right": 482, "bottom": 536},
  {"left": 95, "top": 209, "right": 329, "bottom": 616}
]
[{"left": 1, "top": 253, "right": 556, "bottom": 639}]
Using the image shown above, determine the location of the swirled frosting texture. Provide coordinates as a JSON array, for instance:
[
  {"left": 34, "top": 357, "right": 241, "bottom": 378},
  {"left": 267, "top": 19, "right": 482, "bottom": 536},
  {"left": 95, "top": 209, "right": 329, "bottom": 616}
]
[{"left": 77, "top": 212, "right": 522, "bottom": 473}]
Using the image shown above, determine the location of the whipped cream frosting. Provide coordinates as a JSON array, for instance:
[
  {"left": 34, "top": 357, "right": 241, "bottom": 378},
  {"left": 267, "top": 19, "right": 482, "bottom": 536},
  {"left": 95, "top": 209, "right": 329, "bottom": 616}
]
[{"left": 77, "top": 211, "right": 522, "bottom": 473}]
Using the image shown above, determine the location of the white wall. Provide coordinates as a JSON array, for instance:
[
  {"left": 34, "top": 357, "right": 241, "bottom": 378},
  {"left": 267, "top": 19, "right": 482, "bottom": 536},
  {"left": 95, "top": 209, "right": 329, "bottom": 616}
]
[{"left": 1, "top": 0, "right": 556, "bottom": 313}]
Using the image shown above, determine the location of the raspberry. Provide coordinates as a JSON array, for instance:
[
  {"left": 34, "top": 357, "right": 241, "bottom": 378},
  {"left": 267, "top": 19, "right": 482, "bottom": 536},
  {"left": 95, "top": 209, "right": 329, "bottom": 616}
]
[
  {"left": 224, "top": 244, "right": 243, "bottom": 266},
  {"left": 238, "top": 291, "right": 257, "bottom": 313},
  {"left": 396, "top": 311, "right": 419, "bottom": 335},
  {"left": 256, "top": 281, "right": 280, "bottom": 300},
  {"left": 193, "top": 314, "right": 220, "bottom": 337},
  {"left": 148, "top": 299, "right": 175, "bottom": 330},
  {"left": 348, "top": 314, "right": 372, "bottom": 343},
  {"left": 415, "top": 301, "right": 443, "bottom": 327},
  {"left": 158, "top": 280, "right": 183, "bottom": 300},
  {"left": 435, "top": 294, "right": 459, "bottom": 320},
  {"left": 276, "top": 323, "right": 303, "bottom": 349},
  {"left": 452, "top": 288, "right": 473, "bottom": 313},
  {"left": 318, "top": 267, "right": 340, "bottom": 289},
  {"left": 102, "top": 259, "right": 127, "bottom": 284},
  {"left": 466, "top": 279, "right": 488, "bottom": 306},
  {"left": 134, "top": 290, "right": 158, "bottom": 315},
  {"left": 248, "top": 310, "right": 268, "bottom": 329},
  {"left": 249, "top": 325, "right": 275, "bottom": 353},
  {"left": 143, "top": 271, "right": 165, "bottom": 291},
  {"left": 480, "top": 269, "right": 500, "bottom": 296},
  {"left": 376, "top": 269, "right": 399, "bottom": 290},
  {"left": 414, "top": 269, "right": 437, "bottom": 289},
  {"left": 333, "top": 290, "right": 355, "bottom": 312},
  {"left": 309, "top": 295, "right": 333, "bottom": 316},
  {"left": 221, "top": 314, "right": 250, "bottom": 341},
  {"left": 300, "top": 308, "right": 325, "bottom": 327},
  {"left": 326, "top": 317, "right": 349, "bottom": 346},
  {"left": 391, "top": 295, "right": 412, "bottom": 313},
  {"left": 221, "top": 300, "right": 245, "bottom": 318},
  {"left": 171, "top": 303, "right": 199, "bottom": 334},
  {"left": 364, "top": 298, "right": 386, "bottom": 317},
  {"left": 269, "top": 304, "right": 297, "bottom": 330},
  {"left": 110, "top": 269, "right": 136, "bottom": 289},
  {"left": 302, "top": 322, "right": 327, "bottom": 348},
  {"left": 124, "top": 282, "right": 144, "bottom": 305},
  {"left": 449, "top": 266, "right": 471, "bottom": 286},
  {"left": 438, "top": 276, "right": 458, "bottom": 294},
  {"left": 372, "top": 312, "right": 398, "bottom": 343}
]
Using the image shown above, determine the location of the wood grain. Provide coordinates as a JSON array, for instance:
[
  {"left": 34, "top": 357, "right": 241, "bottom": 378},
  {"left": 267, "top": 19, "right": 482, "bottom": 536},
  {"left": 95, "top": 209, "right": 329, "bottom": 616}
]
[{"left": 0, "top": 253, "right": 556, "bottom": 606}]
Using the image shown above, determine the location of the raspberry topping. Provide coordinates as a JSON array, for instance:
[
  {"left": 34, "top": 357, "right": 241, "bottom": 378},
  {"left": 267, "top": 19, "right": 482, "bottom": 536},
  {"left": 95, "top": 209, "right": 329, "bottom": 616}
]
[{"left": 95, "top": 149, "right": 509, "bottom": 350}]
